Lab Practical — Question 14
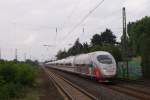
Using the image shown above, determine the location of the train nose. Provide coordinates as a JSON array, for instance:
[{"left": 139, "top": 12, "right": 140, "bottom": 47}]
[{"left": 102, "top": 65, "right": 116, "bottom": 76}]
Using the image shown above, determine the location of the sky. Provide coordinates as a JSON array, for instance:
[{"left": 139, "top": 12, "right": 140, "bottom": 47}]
[{"left": 0, "top": 0, "right": 149, "bottom": 61}]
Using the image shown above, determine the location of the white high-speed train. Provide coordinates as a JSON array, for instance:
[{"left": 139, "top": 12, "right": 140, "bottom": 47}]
[{"left": 46, "top": 51, "right": 116, "bottom": 81}]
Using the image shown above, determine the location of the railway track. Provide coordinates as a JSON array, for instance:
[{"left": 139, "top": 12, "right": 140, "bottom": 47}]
[
  {"left": 44, "top": 66, "right": 150, "bottom": 100},
  {"left": 116, "top": 78, "right": 150, "bottom": 87},
  {"left": 42, "top": 66, "right": 97, "bottom": 100},
  {"left": 104, "top": 84, "right": 150, "bottom": 100}
]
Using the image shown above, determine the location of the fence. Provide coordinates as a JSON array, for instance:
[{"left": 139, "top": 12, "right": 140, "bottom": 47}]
[{"left": 117, "top": 60, "right": 142, "bottom": 79}]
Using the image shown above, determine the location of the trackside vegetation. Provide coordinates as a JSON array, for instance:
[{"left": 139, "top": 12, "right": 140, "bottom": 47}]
[
  {"left": 0, "top": 60, "right": 38, "bottom": 100},
  {"left": 127, "top": 16, "right": 150, "bottom": 78}
]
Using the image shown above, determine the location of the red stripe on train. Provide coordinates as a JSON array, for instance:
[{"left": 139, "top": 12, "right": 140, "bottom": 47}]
[{"left": 94, "top": 67, "right": 101, "bottom": 79}]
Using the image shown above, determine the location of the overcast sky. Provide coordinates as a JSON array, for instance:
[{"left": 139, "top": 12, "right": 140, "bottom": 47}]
[{"left": 0, "top": 0, "right": 149, "bottom": 61}]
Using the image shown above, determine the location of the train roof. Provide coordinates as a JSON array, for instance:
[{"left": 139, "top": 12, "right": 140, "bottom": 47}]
[{"left": 46, "top": 51, "right": 111, "bottom": 64}]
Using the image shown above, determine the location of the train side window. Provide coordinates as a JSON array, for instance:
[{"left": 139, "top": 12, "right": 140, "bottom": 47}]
[
  {"left": 76, "top": 64, "right": 79, "bottom": 66},
  {"left": 82, "top": 64, "right": 85, "bottom": 66}
]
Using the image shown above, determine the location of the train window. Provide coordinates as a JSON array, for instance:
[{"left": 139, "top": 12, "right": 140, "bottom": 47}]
[
  {"left": 97, "top": 55, "right": 112, "bottom": 64},
  {"left": 82, "top": 64, "right": 85, "bottom": 66},
  {"left": 76, "top": 64, "right": 79, "bottom": 66}
]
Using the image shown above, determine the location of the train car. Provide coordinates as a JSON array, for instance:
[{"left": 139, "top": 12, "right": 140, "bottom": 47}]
[{"left": 46, "top": 51, "right": 116, "bottom": 81}]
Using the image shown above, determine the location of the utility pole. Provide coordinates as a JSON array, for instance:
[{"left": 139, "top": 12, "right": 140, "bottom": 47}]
[
  {"left": 122, "top": 7, "right": 129, "bottom": 78},
  {"left": 15, "top": 48, "right": 18, "bottom": 61},
  {"left": 0, "top": 48, "right": 1, "bottom": 60},
  {"left": 83, "top": 28, "right": 85, "bottom": 33},
  {"left": 56, "top": 27, "right": 58, "bottom": 33},
  {"left": 30, "top": 55, "right": 32, "bottom": 60},
  {"left": 24, "top": 53, "right": 26, "bottom": 61},
  {"left": 55, "top": 27, "right": 58, "bottom": 45}
]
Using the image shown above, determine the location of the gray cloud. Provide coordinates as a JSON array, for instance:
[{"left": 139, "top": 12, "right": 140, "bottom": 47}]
[{"left": 0, "top": 0, "right": 149, "bottom": 61}]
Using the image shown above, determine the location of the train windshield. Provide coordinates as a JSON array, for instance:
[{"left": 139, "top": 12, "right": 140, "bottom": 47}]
[{"left": 97, "top": 55, "right": 112, "bottom": 64}]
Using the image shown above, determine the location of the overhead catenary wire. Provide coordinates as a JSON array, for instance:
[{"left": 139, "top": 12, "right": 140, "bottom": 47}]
[
  {"left": 55, "top": 27, "right": 58, "bottom": 45},
  {"left": 73, "top": 9, "right": 123, "bottom": 42},
  {"left": 48, "top": 1, "right": 81, "bottom": 47},
  {"left": 62, "top": 0, "right": 105, "bottom": 42},
  {"left": 58, "top": 0, "right": 124, "bottom": 50},
  {"left": 61, "top": 1, "right": 82, "bottom": 30}
]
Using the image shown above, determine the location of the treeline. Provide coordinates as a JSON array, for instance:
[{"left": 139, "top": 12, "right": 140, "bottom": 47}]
[
  {"left": 56, "top": 29, "right": 122, "bottom": 63},
  {"left": 127, "top": 16, "right": 150, "bottom": 78},
  {"left": 0, "top": 60, "right": 38, "bottom": 100}
]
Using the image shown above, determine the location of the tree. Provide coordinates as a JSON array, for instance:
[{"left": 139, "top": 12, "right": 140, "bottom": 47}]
[
  {"left": 66, "top": 38, "right": 84, "bottom": 56},
  {"left": 73, "top": 38, "right": 83, "bottom": 54},
  {"left": 101, "top": 29, "right": 116, "bottom": 45},
  {"left": 91, "top": 34, "right": 102, "bottom": 46},
  {"left": 82, "top": 42, "right": 90, "bottom": 53},
  {"left": 127, "top": 16, "right": 150, "bottom": 78},
  {"left": 56, "top": 50, "right": 68, "bottom": 59},
  {"left": 140, "top": 36, "right": 150, "bottom": 78},
  {"left": 91, "top": 29, "right": 116, "bottom": 46}
]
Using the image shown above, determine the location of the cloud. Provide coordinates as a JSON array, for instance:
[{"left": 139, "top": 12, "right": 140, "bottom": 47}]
[
  {"left": 123, "top": 0, "right": 150, "bottom": 21},
  {"left": 0, "top": 0, "right": 149, "bottom": 61},
  {"left": 23, "top": 34, "right": 36, "bottom": 45}
]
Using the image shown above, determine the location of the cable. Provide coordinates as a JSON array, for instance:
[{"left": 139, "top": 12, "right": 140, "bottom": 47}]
[
  {"left": 61, "top": 1, "right": 82, "bottom": 30},
  {"left": 62, "top": 0, "right": 105, "bottom": 41}
]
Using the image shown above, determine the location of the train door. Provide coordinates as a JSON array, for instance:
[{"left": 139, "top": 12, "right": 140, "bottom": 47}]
[{"left": 88, "top": 54, "right": 94, "bottom": 79}]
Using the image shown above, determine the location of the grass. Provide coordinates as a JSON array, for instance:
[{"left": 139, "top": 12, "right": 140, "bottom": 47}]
[
  {"left": 13, "top": 88, "right": 40, "bottom": 100},
  {"left": 13, "top": 68, "right": 45, "bottom": 100}
]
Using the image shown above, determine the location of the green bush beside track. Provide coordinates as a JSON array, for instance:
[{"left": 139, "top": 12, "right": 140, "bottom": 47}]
[{"left": 0, "top": 61, "right": 38, "bottom": 100}]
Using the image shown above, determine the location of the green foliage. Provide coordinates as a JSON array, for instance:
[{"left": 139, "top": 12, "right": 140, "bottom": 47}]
[
  {"left": 127, "top": 16, "right": 150, "bottom": 55},
  {"left": 14, "top": 63, "right": 36, "bottom": 86},
  {"left": 90, "top": 44, "right": 102, "bottom": 52},
  {"left": 56, "top": 39, "right": 90, "bottom": 59},
  {"left": 91, "top": 34, "right": 102, "bottom": 46},
  {"left": 101, "top": 29, "right": 116, "bottom": 44},
  {"left": 0, "top": 82, "right": 22, "bottom": 99},
  {"left": 25, "top": 59, "right": 39, "bottom": 66},
  {"left": 0, "top": 61, "right": 37, "bottom": 100},
  {"left": 127, "top": 16, "right": 150, "bottom": 78},
  {"left": 68, "top": 38, "right": 84, "bottom": 56},
  {"left": 91, "top": 29, "right": 116, "bottom": 46},
  {"left": 56, "top": 50, "right": 68, "bottom": 60},
  {"left": 140, "top": 37, "right": 150, "bottom": 78},
  {"left": 0, "top": 63, "right": 17, "bottom": 83},
  {"left": 82, "top": 42, "right": 90, "bottom": 53}
]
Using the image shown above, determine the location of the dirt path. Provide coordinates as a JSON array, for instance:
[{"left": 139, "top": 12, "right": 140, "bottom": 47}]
[{"left": 38, "top": 68, "right": 63, "bottom": 100}]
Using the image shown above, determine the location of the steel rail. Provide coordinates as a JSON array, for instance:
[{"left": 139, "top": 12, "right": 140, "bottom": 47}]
[
  {"left": 104, "top": 84, "right": 150, "bottom": 100},
  {"left": 43, "top": 67, "right": 98, "bottom": 100}
]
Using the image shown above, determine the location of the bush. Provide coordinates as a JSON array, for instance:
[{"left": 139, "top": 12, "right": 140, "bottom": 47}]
[
  {"left": 0, "top": 63, "right": 17, "bottom": 83},
  {"left": 140, "top": 37, "right": 150, "bottom": 78},
  {"left": 0, "top": 61, "right": 37, "bottom": 99},
  {"left": 15, "top": 63, "right": 36, "bottom": 86},
  {"left": 0, "top": 82, "right": 22, "bottom": 99}
]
